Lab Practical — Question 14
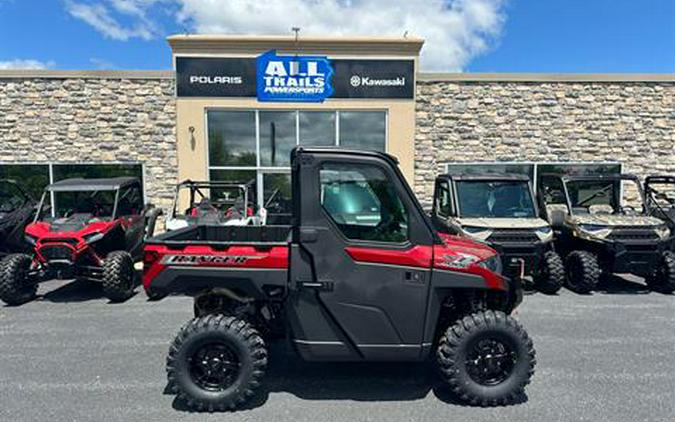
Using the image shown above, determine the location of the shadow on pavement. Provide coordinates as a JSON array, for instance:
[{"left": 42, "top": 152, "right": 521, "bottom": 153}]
[
  {"left": 168, "top": 342, "right": 529, "bottom": 412},
  {"left": 595, "top": 274, "right": 650, "bottom": 295},
  {"left": 39, "top": 273, "right": 140, "bottom": 304}
]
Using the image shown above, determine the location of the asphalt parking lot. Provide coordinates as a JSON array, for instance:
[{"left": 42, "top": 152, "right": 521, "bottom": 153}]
[{"left": 1, "top": 275, "right": 674, "bottom": 422}]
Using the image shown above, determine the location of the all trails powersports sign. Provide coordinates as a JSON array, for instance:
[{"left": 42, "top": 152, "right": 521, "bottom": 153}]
[{"left": 175, "top": 53, "right": 414, "bottom": 100}]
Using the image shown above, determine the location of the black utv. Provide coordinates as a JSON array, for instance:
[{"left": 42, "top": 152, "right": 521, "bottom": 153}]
[
  {"left": 0, "top": 179, "right": 36, "bottom": 255},
  {"left": 431, "top": 174, "right": 564, "bottom": 294},
  {"left": 538, "top": 174, "right": 674, "bottom": 293}
]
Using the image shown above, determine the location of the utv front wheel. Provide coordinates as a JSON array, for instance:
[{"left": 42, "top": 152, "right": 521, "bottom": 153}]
[
  {"left": 533, "top": 251, "right": 564, "bottom": 294},
  {"left": 0, "top": 254, "right": 37, "bottom": 306},
  {"left": 436, "top": 310, "right": 536, "bottom": 406},
  {"left": 565, "top": 251, "right": 600, "bottom": 294},
  {"left": 167, "top": 315, "right": 267, "bottom": 411},
  {"left": 646, "top": 251, "right": 675, "bottom": 293},
  {"left": 102, "top": 251, "right": 134, "bottom": 302}
]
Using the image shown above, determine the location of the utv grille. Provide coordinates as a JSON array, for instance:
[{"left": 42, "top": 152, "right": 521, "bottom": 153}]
[
  {"left": 608, "top": 228, "right": 659, "bottom": 242},
  {"left": 40, "top": 245, "right": 74, "bottom": 261},
  {"left": 487, "top": 230, "right": 539, "bottom": 244},
  {"left": 43, "top": 238, "right": 79, "bottom": 246}
]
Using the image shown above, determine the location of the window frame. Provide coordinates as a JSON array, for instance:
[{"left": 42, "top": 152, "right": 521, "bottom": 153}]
[{"left": 318, "top": 161, "right": 411, "bottom": 246}]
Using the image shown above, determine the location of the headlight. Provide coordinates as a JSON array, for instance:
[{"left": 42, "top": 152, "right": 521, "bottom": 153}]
[
  {"left": 535, "top": 226, "right": 553, "bottom": 241},
  {"left": 655, "top": 225, "right": 671, "bottom": 240},
  {"left": 460, "top": 226, "right": 492, "bottom": 242},
  {"left": 576, "top": 224, "right": 612, "bottom": 239},
  {"left": 83, "top": 232, "right": 104, "bottom": 244},
  {"left": 478, "top": 254, "right": 503, "bottom": 274},
  {"left": 442, "top": 252, "right": 482, "bottom": 269}
]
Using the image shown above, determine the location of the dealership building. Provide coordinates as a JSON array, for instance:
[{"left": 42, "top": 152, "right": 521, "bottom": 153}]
[{"left": 0, "top": 35, "right": 673, "bottom": 214}]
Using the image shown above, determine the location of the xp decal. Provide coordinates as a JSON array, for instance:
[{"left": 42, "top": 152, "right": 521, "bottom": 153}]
[{"left": 256, "top": 50, "right": 334, "bottom": 102}]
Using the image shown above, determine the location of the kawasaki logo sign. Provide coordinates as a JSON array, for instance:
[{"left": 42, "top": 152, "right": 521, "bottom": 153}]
[{"left": 256, "top": 50, "right": 334, "bottom": 102}]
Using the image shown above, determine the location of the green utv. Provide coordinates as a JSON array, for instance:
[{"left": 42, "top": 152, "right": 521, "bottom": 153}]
[
  {"left": 431, "top": 174, "right": 564, "bottom": 294},
  {"left": 537, "top": 174, "right": 675, "bottom": 293}
]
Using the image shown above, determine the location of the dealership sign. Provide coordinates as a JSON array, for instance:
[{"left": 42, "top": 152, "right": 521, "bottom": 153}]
[
  {"left": 256, "top": 50, "right": 334, "bottom": 102},
  {"left": 175, "top": 56, "right": 414, "bottom": 100}
]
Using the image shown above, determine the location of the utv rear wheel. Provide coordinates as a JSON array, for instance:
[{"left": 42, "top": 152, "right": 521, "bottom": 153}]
[
  {"left": 102, "top": 251, "right": 134, "bottom": 302},
  {"left": 646, "top": 251, "right": 675, "bottom": 293},
  {"left": 436, "top": 310, "right": 536, "bottom": 406},
  {"left": 565, "top": 251, "right": 600, "bottom": 294},
  {"left": 533, "top": 251, "right": 564, "bottom": 294},
  {"left": 0, "top": 254, "right": 37, "bottom": 306},
  {"left": 167, "top": 315, "right": 267, "bottom": 411}
]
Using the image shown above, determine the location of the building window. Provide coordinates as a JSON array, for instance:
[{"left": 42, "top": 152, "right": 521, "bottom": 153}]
[
  {"left": 259, "top": 111, "right": 296, "bottom": 167},
  {"left": 0, "top": 164, "right": 50, "bottom": 199},
  {"left": 208, "top": 111, "right": 257, "bottom": 166},
  {"left": 207, "top": 109, "right": 387, "bottom": 221},
  {"left": 339, "top": 111, "right": 386, "bottom": 152},
  {"left": 299, "top": 111, "right": 336, "bottom": 147}
]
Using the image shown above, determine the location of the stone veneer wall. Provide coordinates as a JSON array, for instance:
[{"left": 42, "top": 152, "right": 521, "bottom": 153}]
[
  {"left": 0, "top": 74, "right": 177, "bottom": 210},
  {"left": 414, "top": 80, "right": 675, "bottom": 207}
]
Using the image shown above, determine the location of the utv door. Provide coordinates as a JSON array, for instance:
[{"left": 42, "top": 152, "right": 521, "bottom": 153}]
[{"left": 287, "top": 149, "right": 436, "bottom": 361}]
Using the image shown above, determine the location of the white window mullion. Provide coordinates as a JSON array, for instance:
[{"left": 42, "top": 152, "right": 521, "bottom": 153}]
[
  {"left": 335, "top": 110, "right": 340, "bottom": 146},
  {"left": 48, "top": 164, "right": 55, "bottom": 217},
  {"left": 295, "top": 110, "right": 300, "bottom": 145}
]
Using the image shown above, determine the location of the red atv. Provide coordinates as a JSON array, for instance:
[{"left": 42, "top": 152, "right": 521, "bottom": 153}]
[{"left": 0, "top": 177, "right": 161, "bottom": 305}]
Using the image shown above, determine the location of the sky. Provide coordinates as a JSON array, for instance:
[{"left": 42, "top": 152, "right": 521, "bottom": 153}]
[{"left": 0, "top": 0, "right": 673, "bottom": 72}]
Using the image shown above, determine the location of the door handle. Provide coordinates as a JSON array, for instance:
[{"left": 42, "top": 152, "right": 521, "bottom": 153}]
[{"left": 297, "top": 279, "right": 334, "bottom": 291}]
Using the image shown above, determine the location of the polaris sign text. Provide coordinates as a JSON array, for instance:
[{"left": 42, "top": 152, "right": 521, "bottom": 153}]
[{"left": 256, "top": 50, "right": 334, "bottom": 102}]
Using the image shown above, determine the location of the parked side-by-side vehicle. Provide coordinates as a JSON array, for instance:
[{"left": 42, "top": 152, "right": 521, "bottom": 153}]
[
  {"left": 431, "top": 174, "right": 564, "bottom": 294},
  {"left": 0, "top": 177, "right": 162, "bottom": 305},
  {"left": 645, "top": 175, "right": 675, "bottom": 235},
  {"left": 537, "top": 174, "right": 675, "bottom": 293},
  {"left": 165, "top": 180, "right": 265, "bottom": 231},
  {"left": 0, "top": 179, "right": 36, "bottom": 256},
  {"left": 143, "top": 148, "right": 536, "bottom": 410}
]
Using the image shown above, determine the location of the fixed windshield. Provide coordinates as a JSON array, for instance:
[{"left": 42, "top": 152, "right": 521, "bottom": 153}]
[
  {"left": 41, "top": 189, "right": 117, "bottom": 222},
  {"left": 456, "top": 180, "right": 536, "bottom": 218},
  {"left": 565, "top": 179, "right": 643, "bottom": 215}
]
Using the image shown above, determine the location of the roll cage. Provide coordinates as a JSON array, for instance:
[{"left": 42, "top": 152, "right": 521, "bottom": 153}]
[
  {"left": 433, "top": 173, "right": 540, "bottom": 219},
  {"left": 35, "top": 177, "right": 142, "bottom": 221},
  {"left": 537, "top": 173, "right": 646, "bottom": 217}
]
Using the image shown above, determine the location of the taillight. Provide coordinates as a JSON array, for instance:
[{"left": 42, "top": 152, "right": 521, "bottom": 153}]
[{"left": 143, "top": 250, "right": 159, "bottom": 271}]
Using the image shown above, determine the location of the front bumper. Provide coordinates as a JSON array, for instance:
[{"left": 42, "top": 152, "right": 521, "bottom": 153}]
[
  {"left": 603, "top": 239, "right": 671, "bottom": 276},
  {"left": 489, "top": 241, "right": 549, "bottom": 279}
]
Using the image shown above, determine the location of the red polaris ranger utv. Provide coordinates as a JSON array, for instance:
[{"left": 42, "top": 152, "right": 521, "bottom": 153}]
[
  {"left": 0, "top": 177, "right": 161, "bottom": 305},
  {"left": 143, "top": 148, "right": 535, "bottom": 410}
]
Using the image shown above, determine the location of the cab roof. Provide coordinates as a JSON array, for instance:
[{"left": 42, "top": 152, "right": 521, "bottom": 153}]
[{"left": 46, "top": 177, "right": 139, "bottom": 192}]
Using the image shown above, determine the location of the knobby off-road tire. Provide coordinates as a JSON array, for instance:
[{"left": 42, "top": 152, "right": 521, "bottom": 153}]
[
  {"left": 533, "top": 251, "right": 564, "bottom": 294},
  {"left": 0, "top": 253, "right": 37, "bottom": 306},
  {"left": 436, "top": 310, "right": 536, "bottom": 406},
  {"left": 565, "top": 250, "right": 601, "bottom": 294},
  {"left": 646, "top": 251, "right": 675, "bottom": 293},
  {"left": 167, "top": 315, "right": 267, "bottom": 412},
  {"left": 102, "top": 250, "right": 134, "bottom": 302}
]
